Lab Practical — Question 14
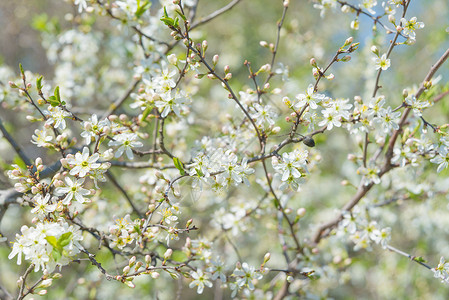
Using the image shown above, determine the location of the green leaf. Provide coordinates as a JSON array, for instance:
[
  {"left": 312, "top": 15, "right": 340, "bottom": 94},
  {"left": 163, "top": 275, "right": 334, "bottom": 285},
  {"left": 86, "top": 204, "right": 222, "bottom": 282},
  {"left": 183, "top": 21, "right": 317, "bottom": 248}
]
[
  {"left": 141, "top": 106, "right": 153, "bottom": 122},
  {"left": 173, "top": 17, "right": 180, "bottom": 28},
  {"left": 36, "top": 75, "right": 43, "bottom": 91},
  {"left": 52, "top": 248, "right": 62, "bottom": 262},
  {"left": 414, "top": 256, "right": 427, "bottom": 263},
  {"left": 171, "top": 250, "right": 187, "bottom": 262},
  {"left": 173, "top": 157, "right": 185, "bottom": 175},
  {"left": 47, "top": 96, "right": 60, "bottom": 107},
  {"left": 160, "top": 16, "right": 174, "bottom": 27},
  {"left": 13, "top": 155, "right": 27, "bottom": 170},
  {"left": 19, "top": 63, "right": 24, "bottom": 76},
  {"left": 58, "top": 232, "right": 73, "bottom": 247},
  {"left": 135, "top": 1, "right": 151, "bottom": 18},
  {"left": 176, "top": 9, "right": 187, "bottom": 21},
  {"left": 54, "top": 86, "right": 61, "bottom": 104},
  {"left": 46, "top": 236, "right": 59, "bottom": 249}
]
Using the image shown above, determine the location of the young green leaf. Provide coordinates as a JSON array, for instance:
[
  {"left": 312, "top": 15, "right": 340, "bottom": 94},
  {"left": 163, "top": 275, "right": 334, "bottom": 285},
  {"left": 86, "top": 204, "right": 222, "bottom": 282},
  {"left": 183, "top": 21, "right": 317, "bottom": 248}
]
[{"left": 173, "top": 157, "right": 185, "bottom": 175}]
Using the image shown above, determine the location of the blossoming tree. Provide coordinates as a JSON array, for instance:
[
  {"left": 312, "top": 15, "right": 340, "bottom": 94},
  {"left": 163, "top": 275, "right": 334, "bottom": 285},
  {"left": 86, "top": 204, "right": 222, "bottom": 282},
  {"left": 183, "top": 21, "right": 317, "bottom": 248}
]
[{"left": 1, "top": 0, "right": 449, "bottom": 298}]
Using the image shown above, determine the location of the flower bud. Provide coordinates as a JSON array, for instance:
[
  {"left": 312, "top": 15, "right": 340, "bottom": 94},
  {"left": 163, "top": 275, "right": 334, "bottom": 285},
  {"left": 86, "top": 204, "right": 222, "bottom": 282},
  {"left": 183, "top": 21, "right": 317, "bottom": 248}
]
[
  {"left": 145, "top": 254, "right": 152, "bottom": 265},
  {"left": 123, "top": 266, "right": 130, "bottom": 275},
  {"left": 167, "top": 54, "right": 177, "bottom": 65},
  {"left": 344, "top": 37, "right": 353, "bottom": 46},
  {"left": 263, "top": 252, "right": 271, "bottom": 263},
  {"left": 297, "top": 207, "right": 306, "bottom": 217},
  {"left": 388, "top": 14, "right": 395, "bottom": 24},
  {"left": 212, "top": 54, "right": 219, "bottom": 65},
  {"left": 371, "top": 45, "right": 379, "bottom": 56},
  {"left": 151, "top": 272, "right": 160, "bottom": 279},
  {"left": 402, "top": 89, "right": 408, "bottom": 98},
  {"left": 164, "top": 248, "right": 173, "bottom": 259},
  {"left": 129, "top": 256, "right": 136, "bottom": 267},
  {"left": 37, "top": 290, "right": 48, "bottom": 296},
  {"left": 259, "top": 41, "right": 268, "bottom": 47}
]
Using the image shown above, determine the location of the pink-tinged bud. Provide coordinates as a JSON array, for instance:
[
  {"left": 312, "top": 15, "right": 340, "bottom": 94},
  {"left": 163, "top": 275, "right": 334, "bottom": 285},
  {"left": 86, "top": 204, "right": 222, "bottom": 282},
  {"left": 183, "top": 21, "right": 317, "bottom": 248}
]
[
  {"left": 297, "top": 207, "right": 306, "bottom": 217},
  {"left": 9, "top": 81, "right": 18, "bottom": 88},
  {"left": 235, "top": 261, "right": 242, "bottom": 269},
  {"left": 285, "top": 116, "right": 290, "bottom": 122},
  {"left": 37, "top": 164, "right": 44, "bottom": 172},
  {"left": 207, "top": 74, "right": 215, "bottom": 79},
  {"left": 312, "top": 247, "right": 319, "bottom": 254},
  {"left": 164, "top": 248, "right": 173, "bottom": 259},
  {"left": 344, "top": 37, "right": 353, "bottom": 46},
  {"left": 341, "top": 180, "right": 349, "bottom": 186},
  {"left": 37, "top": 290, "right": 48, "bottom": 296},
  {"left": 185, "top": 237, "right": 191, "bottom": 248},
  {"left": 151, "top": 272, "right": 160, "bottom": 279},
  {"left": 283, "top": 0, "right": 289, "bottom": 7},
  {"left": 108, "top": 114, "right": 118, "bottom": 122},
  {"left": 119, "top": 114, "right": 127, "bottom": 122},
  {"left": 60, "top": 158, "right": 69, "bottom": 168},
  {"left": 54, "top": 180, "right": 64, "bottom": 188},
  {"left": 12, "top": 169, "right": 21, "bottom": 177},
  {"left": 123, "top": 266, "right": 130, "bottom": 274},
  {"left": 202, "top": 40, "right": 208, "bottom": 51},
  {"left": 259, "top": 40, "right": 268, "bottom": 47},
  {"left": 341, "top": 55, "right": 351, "bottom": 62},
  {"left": 310, "top": 58, "right": 317, "bottom": 66},
  {"left": 224, "top": 65, "right": 230, "bottom": 73},
  {"left": 396, "top": 25, "right": 402, "bottom": 32},
  {"left": 224, "top": 73, "right": 232, "bottom": 80},
  {"left": 284, "top": 208, "right": 292, "bottom": 214},
  {"left": 32, "top": 217, "right": 39, "bottom": 224},
  {"left": 31, "top": 186, "right": 39, "bottom": 194},
  {"left": 212, "top": 54, "right": 219, "bottom": 65},
  {"left": 26, "top": 83, "right": 32, "bottom": 89}
]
